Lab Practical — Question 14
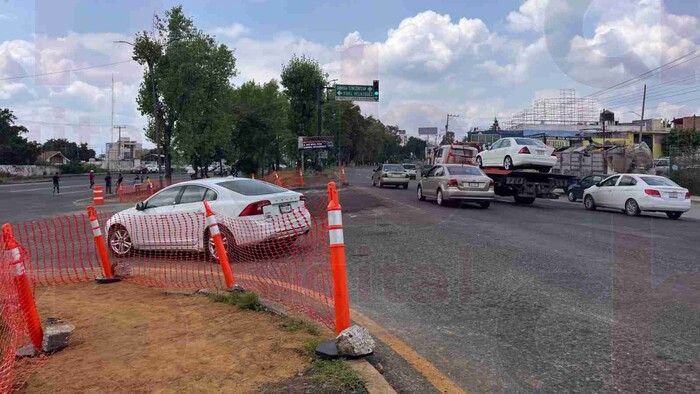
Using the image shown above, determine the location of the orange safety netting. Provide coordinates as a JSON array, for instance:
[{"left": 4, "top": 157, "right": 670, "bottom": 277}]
[
  {"left": 262, "top": 169, "right": 345, "bottom": 189},
  {"left": 8, "top": 194, "right": 334, "bottom": 328}
]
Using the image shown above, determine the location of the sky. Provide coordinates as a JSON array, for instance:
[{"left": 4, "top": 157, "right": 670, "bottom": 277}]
[{"left": 0, "top": 0, "right": 699, "bottom": 152}]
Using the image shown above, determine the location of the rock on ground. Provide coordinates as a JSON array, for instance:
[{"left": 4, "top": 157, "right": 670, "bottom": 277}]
[
  {"left": 336, "top": 325, "right": 375, "bottom": 357},
  {"left": 111, "top": 261, "right": 132, "bottom": 278},
  {"left": 42, "top": 317, "right": 74, "bottom": 353}
]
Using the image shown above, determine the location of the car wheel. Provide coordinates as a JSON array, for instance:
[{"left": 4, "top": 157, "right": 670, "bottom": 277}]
[
  {"left": 584, "top": 195, "right": 596, "bottom": 210},
  {"left": 514, "top": 196, "right": 535, "bottom": 204},
  {"left": 504, "top": 156, "right": 513, "bottom": 171},
  {"left": 479, "top": 201, "right": 491, "bottom": 209},
  {"left": 436, "top": 189, "right": 446, "bottom": 206},
  {"left": 108, "top": 225, "right": 133, "bottom": 257},
  {"left": 417, "top": 185, "right": 425, "bottom": 201},
  {"left": 205, "top": 227, "right": 235, "bottom": 263},
  {"left": 567, "top": 190, "right": 577, "bottom": 202},
  {"left": 625, "top": 199, "right": 640, "bottom": 216},
  {"left": 372, "top": 178, "right": 376, "bottom": 187},
  {"left": 476, "top": 156, "right": 483, "bottom": 168},
  {"left": 379, "top": 180, "right": 384, "bottom": 188},
  {"left": 538, "top": 167, "right": 550, "bottom": 174},
  {"left": 666, "top": 211, "right": 683, "bottom": 220}
]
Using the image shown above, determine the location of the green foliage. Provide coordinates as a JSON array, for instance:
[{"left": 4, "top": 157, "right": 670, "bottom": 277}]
[
  {"left": 207, "top": 290, "right": 262, "bottom": 311},
  {"left": 664, "top": 128, "right": 700, "bottom": 155},
  {"left": 311, "top": 359, "right": 366, "bottom": 392},
  {"left": 403, "top": 136, "right": 427, "bottom": 159},
  {"left": 58, "top": 161, "right": 104, "bottom": 174},
  {"left": 280, "top": 54, "right": 326, "bottom": 136},
  {"left": 42, "top": 139, "right": 95, "bottom": 162},
  {"left": 0, "top": 108, "right": 42, "bottom": 165},
  {"left": 278, "top": 316, "right": 321, "bottom": 336},
  {"left": 440, "top": 131, "right": 455, "bottom": 145},
  {"left": 489, "top": 117, "right": 500, "bottom": 131}
]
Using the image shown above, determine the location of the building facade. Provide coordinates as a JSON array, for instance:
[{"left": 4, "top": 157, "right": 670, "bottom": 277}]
[{"left": 104, "top": 137, "right": 143, "bottom": 171}]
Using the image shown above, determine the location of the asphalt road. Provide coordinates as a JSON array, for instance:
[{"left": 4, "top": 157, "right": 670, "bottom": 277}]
[
  {"left": 341, "top": 166, "right": 700, "bottom": 393},
  {"left": 0, "top": 173, "right": 190, "bottom": 223}
]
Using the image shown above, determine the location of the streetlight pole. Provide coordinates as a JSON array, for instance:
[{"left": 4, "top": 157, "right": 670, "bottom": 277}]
[{"left": 115, "top": 39, "right": 162, "bottom": 187}]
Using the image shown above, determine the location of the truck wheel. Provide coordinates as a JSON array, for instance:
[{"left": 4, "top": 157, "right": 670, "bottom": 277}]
[
  {"left": 567, "top": 190, "right": 577, "bottom": 202},
  {"left": 479, "top": 201, "right": 491, "bottom": 209},
  {"left": 504, "top": 156, "right": 513, "bottom": 171},
  {"left": 403, "top": 183, "right": 409, "bottom": 190},
  {"left": 513, "top": 196, "right": 535, "bottom": 205}
]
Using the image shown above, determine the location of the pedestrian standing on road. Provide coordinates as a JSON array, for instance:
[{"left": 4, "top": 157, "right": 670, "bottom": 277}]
[
  {"left": 146, "top": 176, "right": 153, "bottom": 194},
  {"left": 88, "top": 170, "right": 95, "bottom": 189},
  {"left": 52, "top": 173, "right": 60, "bottom": 195},
  {"left": 117, "top": 173, "right": 123, "bottom": 188},
  {"left": 134, "top": 174, "right": 142, "bottom": 192},
  {"left": 105, "top": 172, "right": 112, "bottom": 194}
]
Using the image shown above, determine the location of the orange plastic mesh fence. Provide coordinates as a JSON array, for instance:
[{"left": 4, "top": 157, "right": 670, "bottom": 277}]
[
  {"left": 262, "top": 169, "right": 343, "bottom": 189},
  {"left": 8, "top": 194, "right": 334, "bottom": 328},
  {"left": 0, "top": 240, "right": 46, "bottom": 393}
]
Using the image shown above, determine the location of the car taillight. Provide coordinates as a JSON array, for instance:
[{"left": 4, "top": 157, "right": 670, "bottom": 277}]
[
  {"left": 239, "top": 200, "right": 271, "bottom": 216},
  {"left": 644, "top": 189, "right": 661, "bottom": 197},
  {"left": 686, "top": 192, "right": 691, "bottom": 199},
  {"left": 300, "top": 195, "right": 308, "bottom": 207},
  {"left": 447, "top": 179, "right": 458, "bottom": 187},
  {"left": 489, "top": 179, "right": 494, "bottom": 188},
  {"left": 518, "top": 147, "right": 530, "bottom": 154}
]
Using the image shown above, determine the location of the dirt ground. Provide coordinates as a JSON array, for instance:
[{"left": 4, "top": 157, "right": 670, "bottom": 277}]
[{"left": 17, "top": 282, "right": 323, "bottom": 393}]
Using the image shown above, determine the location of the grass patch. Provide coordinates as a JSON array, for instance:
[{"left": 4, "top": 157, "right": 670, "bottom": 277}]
[
  {"left": 278, "top": 316, "right": 321, "bottom": 336},
  {"left": 311, "top": 359, "right": 366, "bottom": 392},
  {"left": 206, "top": 290, "right": 262, "bottom": 311}
]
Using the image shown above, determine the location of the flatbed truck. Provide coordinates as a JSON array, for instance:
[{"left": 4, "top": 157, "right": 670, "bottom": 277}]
[{"left": 482, "top": 168, "right": 575, "bottom": 204}]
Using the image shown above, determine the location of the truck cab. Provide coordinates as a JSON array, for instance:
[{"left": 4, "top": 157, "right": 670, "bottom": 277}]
[{"left": 431, "top": 143, "right": 479, "bottom": 166}]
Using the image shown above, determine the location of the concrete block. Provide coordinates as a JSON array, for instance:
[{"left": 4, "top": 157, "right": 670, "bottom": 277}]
[{"left": 42, "top": 317, "right": 74, "bottom": 353}]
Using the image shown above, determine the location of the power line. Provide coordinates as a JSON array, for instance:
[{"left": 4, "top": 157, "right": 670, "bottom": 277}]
[{"left": 0, "top": 60, "right": 133, "bottom": 82}]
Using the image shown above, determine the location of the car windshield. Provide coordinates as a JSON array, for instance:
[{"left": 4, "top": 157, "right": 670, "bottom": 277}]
[
  {"left": 515, "top": 138, "right": 546, "bottom": 147},
  {"left": 639, "top": 176, "right": 680, "bottom": 187},
  {"left": 446, "top": 166, "right": 483, "bottom": 176},
  {"left": 383, "top": 164, "right": 405, "bottom": 172},
  {"left": 217, "top": 179, "right": 287, "bottom": 195},
  {"left": 402, "top": 164, "right": 416, "bottom": 170}
]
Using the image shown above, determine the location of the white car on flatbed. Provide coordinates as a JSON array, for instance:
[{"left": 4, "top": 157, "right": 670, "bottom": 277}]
[
  {"left": 583, "top": 174, "right": 691, "bottom": 219},
  {"left": 476, "top": 137, "right": 557, "bottom": 172}
]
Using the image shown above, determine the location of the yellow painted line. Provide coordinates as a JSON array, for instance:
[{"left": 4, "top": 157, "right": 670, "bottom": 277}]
[{"left": 30, "top": 266, "right": 466, "bottom": 393}]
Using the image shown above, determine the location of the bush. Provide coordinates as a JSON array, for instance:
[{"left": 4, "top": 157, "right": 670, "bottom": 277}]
[{"left": 58, "top": 162, "right": 105, "bottom": 174}]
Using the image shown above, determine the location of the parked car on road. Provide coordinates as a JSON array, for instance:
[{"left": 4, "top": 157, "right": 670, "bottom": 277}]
[
  {"left": 651, "top": 156, "right": 670, "bottom": 176},
  {"left": 372, "top": 164, "right": 410, "bottom": 189},
  {"left": 583, "top": 174, "right": 691, "bottom": 219},
  {"left": 566, "top": 174, "right": 606, "bottom": 202},
  {"left": 402, "top": 163, "right": 418, "bottom": 179},
  {"left": 131, "top": 166, "right": 148, "bottom": 174},
  {"left": 417, "top": 164, "right": 494, "bottom": 208},
  {"left": 105, "top": 178, "right": 311, "bottom": 261},
  {"left": 476, "top": 137, "right": 557, "bottom": 172}
]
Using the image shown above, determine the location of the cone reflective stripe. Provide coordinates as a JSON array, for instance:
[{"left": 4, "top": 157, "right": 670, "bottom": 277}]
[
  {"left": 87, "top": 206, "right": 114, "bottom": 279},
  {"left": 93, "top": 185, "right": 104, "bottom": 206},
  {"left": 299, "top": 168, "right": 305, "bottom": 188},
  {"left": 118, "top": 184, "right": 124, "bottom": 202},
  {"left": 274, "top": 171, "right": 282, "bottom": 186},
  {"left": 2, "top": 223, "right": 43, "bottom": 352},
  {"left": 341, "top": 165, "right": 348, "bottom": 185},
  {"left": 203, "top": 201, "right": 235, "bottom": 288},
  {"left": 326, "top": 182, "right": 350, "bottom": 334}
]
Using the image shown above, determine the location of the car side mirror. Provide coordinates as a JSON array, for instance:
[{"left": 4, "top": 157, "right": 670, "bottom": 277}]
[
  {"left": 136, "top": 202, "right": 146, "bottom": 211},
  {"left": 595, "top": 182, "right": 602, "bottom": 187}
]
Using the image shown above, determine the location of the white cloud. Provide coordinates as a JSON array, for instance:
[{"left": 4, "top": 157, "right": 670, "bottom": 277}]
[
  {"left": 478, "top": 37, "right": 548, "bottom": 83},
  {"left": 0, "top": 14, "right": 16, "bottom": 21},
  {"left": 507, "top": 0, "right": 549, "bottom": 32},
  {"left": 212, "top": 23, "right": 250, "bottom": 40}
]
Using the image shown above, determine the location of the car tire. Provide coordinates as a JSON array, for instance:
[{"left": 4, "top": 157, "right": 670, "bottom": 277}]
[
  {"left": 372, "top": 178, "right": 376, "bottom": 187},
  {"left": 417, "top": 185, "right": 425, "bottom": 201},
  {"left": 584, "top": 195, "right": 596, "bottom": 210},
  {"left": 504, "top": 156, "right": 513, "bottom": 171},
  {"left": 514, "top": 196, "right": 535, "bottom": 204},
  {"left": 666, "top": 211, "right": 683, "bottom": 220},
  {"left": 436, "top": 189, "right": 446, "bottom": 206},
  {"left": 403, "top": 183, "right": 409, "bottom": 189},
  {"left": 624, "top": 199, "right": 641, "bottom": 216},
  {"left": 479, "top": 201, "right": 491, "bottom": 209},
  {"left": 567, "top": 190, "right": 577, "bottom": 202},
  {"left": 379, "top": 181, "right": 384, "bottom": 188},
  {"left": 107, "top": 225, "right": 133, "bottom": 258},
  {"left": 476, "top": 156, "right": 483, "bottom": 168},
  {"left": 205, "top": 226, "right": 235, "bottom": 263},
  {"left": 538, "top": 167, "right": 551, "bottom": 174}
]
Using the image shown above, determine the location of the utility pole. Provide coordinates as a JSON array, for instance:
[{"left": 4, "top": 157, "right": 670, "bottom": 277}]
[
  {"left": 445, "top": 113, "right": 459, "bottom": 143},
  {"left": 639, "top": 84, "right": 647, "bottom": 144},
  {"left": 113, "top": 125, "right": 127, "bottom": 167},
  {"left": 110, "top": 74, "right": 114, "bottom": 170}
]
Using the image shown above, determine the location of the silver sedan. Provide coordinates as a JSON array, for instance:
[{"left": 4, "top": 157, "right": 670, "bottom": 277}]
[{"left": 417, "top": 164, "right": 495, "bottom": 208}]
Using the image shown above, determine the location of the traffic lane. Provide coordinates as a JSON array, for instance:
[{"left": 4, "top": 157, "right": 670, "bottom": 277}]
[{"left": 340, "top": 173, "right": 700, "bottom": 392}]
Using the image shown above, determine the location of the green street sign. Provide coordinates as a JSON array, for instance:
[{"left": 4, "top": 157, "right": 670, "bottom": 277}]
[{"left": 335, "top": 84, "right": 378, "bottom": 102}]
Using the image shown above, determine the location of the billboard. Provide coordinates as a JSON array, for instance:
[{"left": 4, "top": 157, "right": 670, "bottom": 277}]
[
  {"left": 398, "top": 129, "right": 406, "bottom": 135},
  {"left": 298, "top": 136, "right": 334, "bottom": 150},
  {"left": 418, "top": 127, "right": 438, "bottom": 135}
]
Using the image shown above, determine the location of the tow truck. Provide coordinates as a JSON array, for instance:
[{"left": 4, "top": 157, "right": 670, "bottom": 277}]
[{"left": 481, "top": 168, "right": 574, "bottom": 204}]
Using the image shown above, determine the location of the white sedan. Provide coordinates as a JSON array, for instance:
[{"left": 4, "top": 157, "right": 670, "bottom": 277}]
[
  {"left": 476, "top": 137, "right": 557, "bottom": 172},
  {"left": 583, "top": 174, "right": 691, "bottom": 219},
  {"left": 105, "top": 178, "right": 311, "bottom": 261}
]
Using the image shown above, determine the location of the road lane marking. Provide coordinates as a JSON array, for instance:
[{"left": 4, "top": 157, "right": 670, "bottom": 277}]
[{"left": 9, "top": 185, "right": 85, "bottom": 193}]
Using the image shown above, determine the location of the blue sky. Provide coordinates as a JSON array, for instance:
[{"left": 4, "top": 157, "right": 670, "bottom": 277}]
[{"left": 0, "top": 0, "right": 698, "bottom": 149}]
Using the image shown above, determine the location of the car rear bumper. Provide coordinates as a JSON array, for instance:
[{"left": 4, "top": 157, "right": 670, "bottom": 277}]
[
  {"left": 380, "top": 177, "right": 410, "bottom": 185},
  {"left": 443, "top": 188, "right": 495, "bottom": 200},
  {"left": 512, "top": 155, "right": 557, "bottom": 167},
  {"left": 639, "top": 197, "right": 691, "bottom": 212}
]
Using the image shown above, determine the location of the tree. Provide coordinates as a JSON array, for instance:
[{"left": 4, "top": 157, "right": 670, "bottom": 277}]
[
  {"left": 403, "top": 136, "right": 427, "bottom": 159},
  {"left": 440, "top": 132, "right": 455, "bottom": 145},
  {"left": 664, "top": 128, "right": 700, "bottom": 155},
  {"left": 280, "top": 55, "right": 326, "bottom": 137},
  {"left": 133, "top": 6, "right": 237, "bottom": 179},
  {"left": 0, "top": 108, "right": 42, "bottom": 165},
  {"left": 489, "top": 117, "right": 500, "bottom": 131}
]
